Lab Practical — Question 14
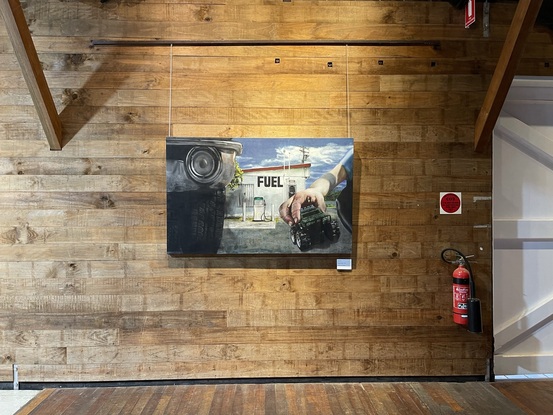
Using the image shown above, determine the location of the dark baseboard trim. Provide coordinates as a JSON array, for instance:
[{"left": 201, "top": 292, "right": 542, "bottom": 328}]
[{"left": 0, "top": 375, "right": 486, "bottom": 390}]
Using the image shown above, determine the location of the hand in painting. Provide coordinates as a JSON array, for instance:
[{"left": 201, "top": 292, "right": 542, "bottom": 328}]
[
  {"left": 279, "top": 158, "right": 349, "bottom": 225},
  {"left": 279, "top": 188, "right": 327, "bottom": 226}
]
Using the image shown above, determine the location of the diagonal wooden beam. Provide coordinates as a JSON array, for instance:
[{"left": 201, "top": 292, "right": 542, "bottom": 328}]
[
  {"left": 0, "top": 0, "right": 62, "bottom": 150},
  {"left": 474, "top": 0, "right": 544, "bottom": 152}
]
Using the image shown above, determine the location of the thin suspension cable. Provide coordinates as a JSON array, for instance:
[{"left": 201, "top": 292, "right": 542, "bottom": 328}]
[
  {"left": 168, "top": 44, "right": 173, "bottom": 137},
  {"left": 346, "top": 44, "right": 351, "bottom": 138}
]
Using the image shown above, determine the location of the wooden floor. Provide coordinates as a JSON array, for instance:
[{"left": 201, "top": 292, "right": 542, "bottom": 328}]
[{"left": 14, "top": 380, "right": 553, "bottom": 415}]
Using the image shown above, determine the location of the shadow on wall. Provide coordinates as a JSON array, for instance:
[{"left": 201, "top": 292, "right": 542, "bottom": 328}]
[{"left": 57, "top": 51, "right": 132, "bottom": 148}]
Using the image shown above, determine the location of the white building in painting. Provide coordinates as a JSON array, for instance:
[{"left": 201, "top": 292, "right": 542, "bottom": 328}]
[{"left": 226, "top": 163, "right": 311, "bottom": 220}]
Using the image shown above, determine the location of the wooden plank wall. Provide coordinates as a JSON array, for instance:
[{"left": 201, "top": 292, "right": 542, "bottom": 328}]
[{"left": 0, "top": 0, "right": 551, "bottom": 382}]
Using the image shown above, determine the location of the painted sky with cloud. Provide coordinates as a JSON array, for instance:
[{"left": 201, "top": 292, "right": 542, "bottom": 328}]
[{"left": 234, "top": 138, "right": 353, "bottom": 188}]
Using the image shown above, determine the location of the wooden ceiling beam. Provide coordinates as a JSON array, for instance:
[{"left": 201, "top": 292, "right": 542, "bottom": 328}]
[
  {"left": 474, "top": 0, "right": 544, "bottom": 152},
  {"left": 0, "top": 0, "right": 62, "bottom": 150}
]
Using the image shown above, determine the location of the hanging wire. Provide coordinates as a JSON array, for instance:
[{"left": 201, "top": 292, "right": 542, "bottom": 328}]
[
  {"left": 346, "top": 44, "right": 351, "bottom": 138},
  {"left": 168, "top": 43, "right": 173, "bottom": 137}
]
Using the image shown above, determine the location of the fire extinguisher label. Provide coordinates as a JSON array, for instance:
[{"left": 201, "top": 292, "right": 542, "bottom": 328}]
[{"left": 453, "top": 286, "right": 469, "bottom": 309}]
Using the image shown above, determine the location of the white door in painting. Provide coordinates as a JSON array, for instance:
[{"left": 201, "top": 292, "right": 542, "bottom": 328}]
[{"left": 493, "top": 77, "right": 553, "bottom": 375}]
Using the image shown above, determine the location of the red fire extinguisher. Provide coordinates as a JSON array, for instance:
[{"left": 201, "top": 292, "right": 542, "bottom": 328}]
[
  {"left": 452, "top": 260, "right": 470, "bottom": 326},
  {"left": 441, "top": 248, "right": 482, "bottom": 333}
]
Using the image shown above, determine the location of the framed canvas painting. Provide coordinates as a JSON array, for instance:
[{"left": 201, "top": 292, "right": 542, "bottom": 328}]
[{"left": 167, "top": 137, "right": 353, "bottom": 255}]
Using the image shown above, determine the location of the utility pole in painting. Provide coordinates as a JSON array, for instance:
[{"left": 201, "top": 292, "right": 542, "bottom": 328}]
[{"left": 300, "top": 146, "right": 310, "bottom": 163}]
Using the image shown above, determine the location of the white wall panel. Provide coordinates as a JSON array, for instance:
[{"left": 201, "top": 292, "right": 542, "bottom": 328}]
[{"left": 493, "top": 77, "right": 553, "bottom": 375}]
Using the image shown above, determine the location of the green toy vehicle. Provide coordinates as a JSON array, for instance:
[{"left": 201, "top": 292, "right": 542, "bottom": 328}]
[{"left": 289, "top": 204, "right": 340, "bottom": 251}]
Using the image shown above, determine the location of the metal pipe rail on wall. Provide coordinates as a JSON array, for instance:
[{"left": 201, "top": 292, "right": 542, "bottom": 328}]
[{"left": 90, "top": 39, "right": 442, "bottom": 48}]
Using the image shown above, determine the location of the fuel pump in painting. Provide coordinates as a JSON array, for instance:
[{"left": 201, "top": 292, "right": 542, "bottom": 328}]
[
  {"left": 253, "top": 197, "right": 265, "bottom": 221},
  {"left": 452, "top": 259, "right": 470, "bottom": 326}
]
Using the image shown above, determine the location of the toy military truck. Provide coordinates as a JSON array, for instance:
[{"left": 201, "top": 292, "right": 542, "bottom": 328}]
[{"left": 289, "top": 204, "right": 340, "bottom": 251}]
